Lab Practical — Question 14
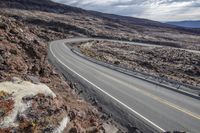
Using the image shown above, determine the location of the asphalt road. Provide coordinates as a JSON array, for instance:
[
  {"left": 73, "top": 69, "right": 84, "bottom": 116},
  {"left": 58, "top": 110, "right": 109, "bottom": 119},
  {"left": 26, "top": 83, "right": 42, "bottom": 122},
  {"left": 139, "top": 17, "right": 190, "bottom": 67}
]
[{"left": 49, "top": 38, "right": 200, "bottom": 133}]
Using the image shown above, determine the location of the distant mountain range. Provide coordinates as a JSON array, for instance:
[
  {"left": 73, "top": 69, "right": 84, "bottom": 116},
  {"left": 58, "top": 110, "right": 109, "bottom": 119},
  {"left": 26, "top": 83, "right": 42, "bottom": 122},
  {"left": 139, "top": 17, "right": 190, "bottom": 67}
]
[{"left": 167, "top": 21, "right": 200, "bottom": 28}]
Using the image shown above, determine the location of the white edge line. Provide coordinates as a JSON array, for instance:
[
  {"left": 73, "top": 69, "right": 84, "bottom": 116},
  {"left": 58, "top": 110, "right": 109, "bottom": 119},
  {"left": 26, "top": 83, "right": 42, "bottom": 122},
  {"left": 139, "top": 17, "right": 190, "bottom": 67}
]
[{"left": 49, "top": 41, "right": 166, "bottom": 132}]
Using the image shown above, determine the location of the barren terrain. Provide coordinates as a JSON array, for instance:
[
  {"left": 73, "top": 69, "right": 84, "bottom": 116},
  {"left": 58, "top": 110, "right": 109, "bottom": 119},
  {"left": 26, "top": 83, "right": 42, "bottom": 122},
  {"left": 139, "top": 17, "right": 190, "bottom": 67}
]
[
  {"left": 0, "top": 0, "right": 200, "bottom": 132},
  {"left": 79, "top": 40, "right": 200, "bottom": 87},
  {"left": 1, "top": 0, "right": 200, "bottom": 51}
]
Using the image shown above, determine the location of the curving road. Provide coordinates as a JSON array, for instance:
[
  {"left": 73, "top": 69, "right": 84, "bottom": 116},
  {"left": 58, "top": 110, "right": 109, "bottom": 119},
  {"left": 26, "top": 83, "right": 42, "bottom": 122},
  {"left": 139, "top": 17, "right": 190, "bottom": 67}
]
[{"left": 49, "top": 38, "right": 200, "bottom": 133}]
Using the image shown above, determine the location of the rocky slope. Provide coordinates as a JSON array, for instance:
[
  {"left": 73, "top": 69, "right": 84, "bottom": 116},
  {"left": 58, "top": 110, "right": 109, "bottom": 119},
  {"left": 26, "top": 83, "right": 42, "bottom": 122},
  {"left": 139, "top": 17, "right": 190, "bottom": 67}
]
[
  {"left": 0, "top": 8, "right": 121, "bottom": 133},
  {"left": 79, "top": 40, "right": 200, "bottom": 87}
]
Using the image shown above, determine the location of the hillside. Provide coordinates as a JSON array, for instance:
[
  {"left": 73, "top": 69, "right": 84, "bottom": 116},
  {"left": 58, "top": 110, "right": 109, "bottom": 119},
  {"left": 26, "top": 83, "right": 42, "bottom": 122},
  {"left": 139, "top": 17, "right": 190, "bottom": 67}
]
[
  {"left": 0, "top": 0, "right": 86, "bottom": 13},
  {"left": 167, "top": 20, "right": 200, "bottom": 28},
  {"left": 1, "top": 0, "right": 200, "bottom": 50},
  {"left": 0, "top": 0, "right": 200, "bottom": 132},
  {"left": 0, "top": 0, "right": 197, "bottom": 29}
]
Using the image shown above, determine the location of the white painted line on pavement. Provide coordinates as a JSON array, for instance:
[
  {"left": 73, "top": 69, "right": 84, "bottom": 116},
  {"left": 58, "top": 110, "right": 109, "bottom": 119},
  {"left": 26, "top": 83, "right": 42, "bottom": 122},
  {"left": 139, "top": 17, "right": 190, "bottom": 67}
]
[{"left": 49, "top": 41, "right": 166, "bottom": 132}]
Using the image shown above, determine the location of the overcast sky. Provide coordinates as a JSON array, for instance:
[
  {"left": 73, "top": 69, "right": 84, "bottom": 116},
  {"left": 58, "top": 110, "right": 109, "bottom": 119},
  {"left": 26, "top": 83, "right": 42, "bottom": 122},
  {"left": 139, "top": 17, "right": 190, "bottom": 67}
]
[{"left": 53, "top": 0, "right": 200, "bottom": 21}]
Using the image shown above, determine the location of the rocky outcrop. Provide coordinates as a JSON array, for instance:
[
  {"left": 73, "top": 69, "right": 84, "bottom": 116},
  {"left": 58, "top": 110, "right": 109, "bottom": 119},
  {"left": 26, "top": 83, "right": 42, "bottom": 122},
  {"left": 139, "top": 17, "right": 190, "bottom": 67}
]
[{"left": 0, "top": 78, "right": 68, "bottom": 132}]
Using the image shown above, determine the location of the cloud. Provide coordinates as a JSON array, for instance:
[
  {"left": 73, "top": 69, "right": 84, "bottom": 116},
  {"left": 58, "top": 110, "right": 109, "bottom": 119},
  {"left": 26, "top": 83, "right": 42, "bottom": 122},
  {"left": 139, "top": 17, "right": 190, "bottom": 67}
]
[{"left": 53, "top": 0, "right": 200, "bottom": 21}]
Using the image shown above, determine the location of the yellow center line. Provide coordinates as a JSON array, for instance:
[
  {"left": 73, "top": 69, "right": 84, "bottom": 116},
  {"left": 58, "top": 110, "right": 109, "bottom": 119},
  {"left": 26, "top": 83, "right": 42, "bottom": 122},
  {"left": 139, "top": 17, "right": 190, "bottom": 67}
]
[
  {"left": 61, "top": 46, "right": 200, "bottom": 120},
  {"left": 99, "top": 71, "right": 200, "bottom": 120}
]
